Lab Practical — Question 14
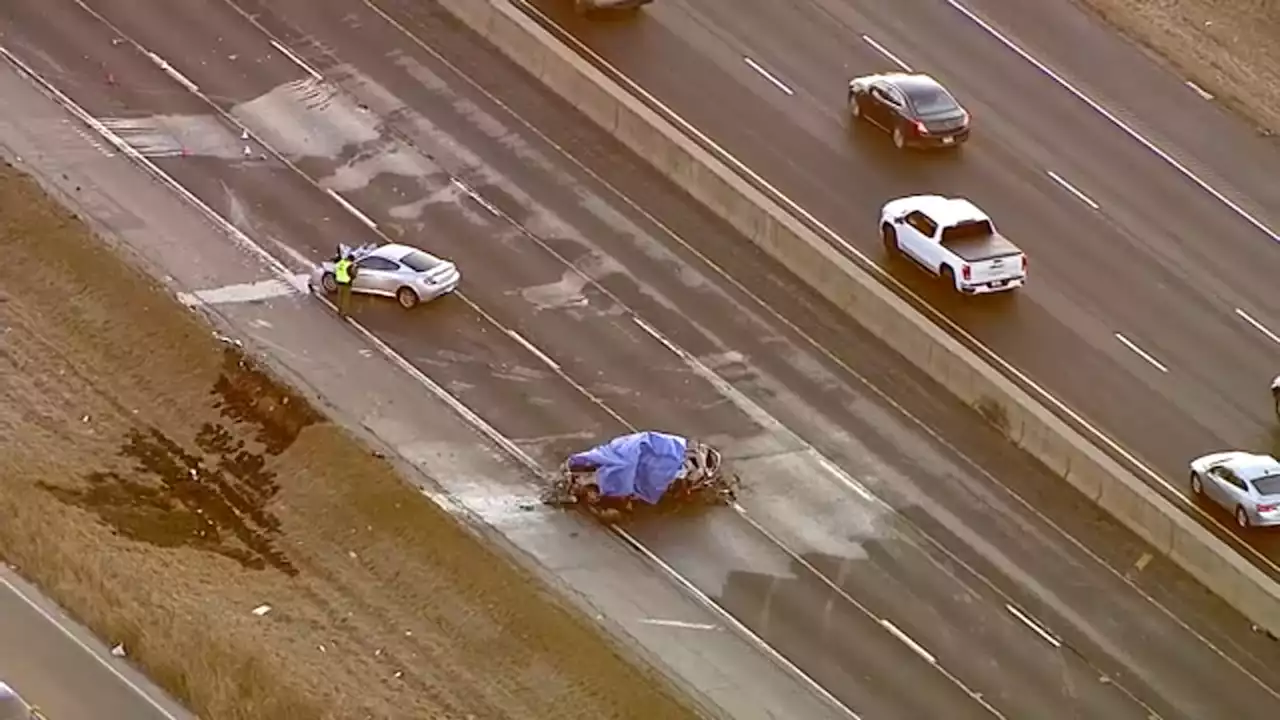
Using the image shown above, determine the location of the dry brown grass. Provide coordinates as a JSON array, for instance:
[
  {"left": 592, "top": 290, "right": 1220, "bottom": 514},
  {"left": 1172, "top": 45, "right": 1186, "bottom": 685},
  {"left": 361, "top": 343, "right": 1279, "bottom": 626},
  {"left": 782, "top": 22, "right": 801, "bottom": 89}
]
[
  {"left": 1078, "top": 0, "right": 1280, "bottom": 133},
  {"left": 0, "top": 159, "right": 699, "bottom": 719}
]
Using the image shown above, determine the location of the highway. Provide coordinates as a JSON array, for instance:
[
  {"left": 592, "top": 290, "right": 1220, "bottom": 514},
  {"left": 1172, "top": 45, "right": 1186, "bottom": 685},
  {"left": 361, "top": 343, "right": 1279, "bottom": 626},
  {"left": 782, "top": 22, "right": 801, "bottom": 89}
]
[
  {"left": 3, "top": 0, "right": 1279, "bottom": 717},
  {"left": 0, "top": 568, "right": 186, "bottom": 719},
  {"left": 512, "top": 0, "right": 1280, "bottom": 565}
]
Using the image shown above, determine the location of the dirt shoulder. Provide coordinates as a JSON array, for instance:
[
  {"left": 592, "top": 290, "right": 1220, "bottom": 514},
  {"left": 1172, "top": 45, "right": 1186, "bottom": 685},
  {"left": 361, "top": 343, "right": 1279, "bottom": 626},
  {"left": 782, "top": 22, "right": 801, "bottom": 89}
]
[
  {"left": 0, "top": 159, "right": 698, "bottom": 719},
  {"left": 1078, "top": 0, "right": 1280, "bottom": 133}
]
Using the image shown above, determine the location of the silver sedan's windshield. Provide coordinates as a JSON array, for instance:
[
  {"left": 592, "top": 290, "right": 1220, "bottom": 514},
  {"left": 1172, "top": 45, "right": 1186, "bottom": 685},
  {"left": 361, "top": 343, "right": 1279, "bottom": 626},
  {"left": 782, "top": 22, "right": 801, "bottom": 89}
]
[
  {"left": 400, "top": 250, "right": 440, "bottom": 273},
  {"left": 1252, "top": 474, "right": 1280, "bottom": 495}
]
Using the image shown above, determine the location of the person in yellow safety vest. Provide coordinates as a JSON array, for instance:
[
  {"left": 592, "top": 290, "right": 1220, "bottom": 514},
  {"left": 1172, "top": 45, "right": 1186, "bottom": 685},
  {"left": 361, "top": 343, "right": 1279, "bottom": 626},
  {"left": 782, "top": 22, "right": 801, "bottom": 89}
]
[{"left": 334, "top": 252, "right": 357, "bottom": 317}]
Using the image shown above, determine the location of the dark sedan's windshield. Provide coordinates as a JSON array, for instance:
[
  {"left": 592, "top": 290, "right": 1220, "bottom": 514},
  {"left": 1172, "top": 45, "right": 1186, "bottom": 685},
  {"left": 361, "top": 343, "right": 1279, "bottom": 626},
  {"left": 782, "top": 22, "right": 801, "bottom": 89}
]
[
  {"left": 906, "top": 86, "right": 959, "bottom": 115},
  {"left": 1253, "top": 475, "right": 1280, "bottom": 495},
  {"left": 400, "top": 250, "right": 441, "bottom": 273}
]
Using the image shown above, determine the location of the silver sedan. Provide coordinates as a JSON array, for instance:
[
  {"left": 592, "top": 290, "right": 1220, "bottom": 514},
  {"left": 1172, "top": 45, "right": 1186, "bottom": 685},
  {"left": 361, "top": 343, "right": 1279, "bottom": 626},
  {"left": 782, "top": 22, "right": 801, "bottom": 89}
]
[
  {"left": 309, "top": 243, "right": 460, "bottom": 309},
  {"left": 1188, "top": 451, "right": 1280, "bottom": 529}
]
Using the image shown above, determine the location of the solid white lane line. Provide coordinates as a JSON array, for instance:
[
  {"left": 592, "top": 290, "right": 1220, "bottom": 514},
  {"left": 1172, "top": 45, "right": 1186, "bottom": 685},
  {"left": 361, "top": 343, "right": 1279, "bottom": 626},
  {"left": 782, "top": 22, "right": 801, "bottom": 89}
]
[
  {"left": 505, "top": 329, "right": 561, "bottom": 371},
  {"left": 879, "top": 619, "right": 936, "bottom": 664},
  {"left": 325, "top": 188, "right": 378, "bottom": 230},
  {"left": 1185, "top": 80, "right": 1214, "bottom": 101},
  {"left": 742, "top": 57, "right": 794, "bottom": 96},
  {"left": 613, "top": 528, "right": 862, "bottom": 719},
  {"left": 144, "top": 51, "right": 198, "bottom": 93},
  {"left": 639, "top": 618, "right": 718, "bottom": 631},
  {"left": 860, "top": 35, "right": 913, "bottom": 72},
  {"left": 1004, "top": 604, "right": 1061, "bottom": 648},
  {"left": 1235, "top": 308, "right": 1280, "bottom": 346},
  {"left": 944, "top": 0, "right": 1280, "bottom": 246},
  {"left": 1046, "top": 170, "right": 1100, "bottom": 210},
  {"left": 0, "top": 572, "right": 181, "bottom": 720},
  {"left": 270, "top": 39, "right": 323, "bottom": 82},
  {"left": 1115, "top": 333, "right": 1169, "bottom": 373}
]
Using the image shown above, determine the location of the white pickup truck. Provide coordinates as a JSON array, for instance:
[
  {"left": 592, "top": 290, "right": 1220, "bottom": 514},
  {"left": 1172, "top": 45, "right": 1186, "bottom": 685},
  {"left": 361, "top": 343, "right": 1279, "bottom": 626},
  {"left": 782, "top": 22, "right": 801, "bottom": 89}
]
[{"left": 879, "top": 195, "right": 1026, "bottom": 295}]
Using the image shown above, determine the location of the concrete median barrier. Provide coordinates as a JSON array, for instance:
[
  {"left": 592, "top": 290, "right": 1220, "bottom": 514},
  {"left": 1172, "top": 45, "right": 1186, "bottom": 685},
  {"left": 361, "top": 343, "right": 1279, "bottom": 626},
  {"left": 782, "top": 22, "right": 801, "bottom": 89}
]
[{"left": 434, "top": 0, "right": 1280, "bottom": 635}]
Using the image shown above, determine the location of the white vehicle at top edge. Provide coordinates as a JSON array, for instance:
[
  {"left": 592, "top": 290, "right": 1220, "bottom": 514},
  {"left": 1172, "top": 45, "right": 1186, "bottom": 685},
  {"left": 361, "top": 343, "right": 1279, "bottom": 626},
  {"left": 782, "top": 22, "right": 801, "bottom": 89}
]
[
  {"left": 573, "top": 0, "right": 654, "bottom": 15},
  {"left": 879, "top": 195, "right": 1026, "bottom": 295},
  {"left": 0, "top": 682, "right": 40, "bottom": 720}
]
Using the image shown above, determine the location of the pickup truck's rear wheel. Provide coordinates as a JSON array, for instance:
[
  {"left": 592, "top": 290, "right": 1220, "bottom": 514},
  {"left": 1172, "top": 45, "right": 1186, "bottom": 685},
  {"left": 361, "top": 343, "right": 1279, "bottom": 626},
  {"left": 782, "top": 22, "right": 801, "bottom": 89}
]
[
  {"left": 881, "top": 224, "right": 899, "bottom": 256},
  {"left": 941, "top": 265, "right": 957, "bottom": 290}
]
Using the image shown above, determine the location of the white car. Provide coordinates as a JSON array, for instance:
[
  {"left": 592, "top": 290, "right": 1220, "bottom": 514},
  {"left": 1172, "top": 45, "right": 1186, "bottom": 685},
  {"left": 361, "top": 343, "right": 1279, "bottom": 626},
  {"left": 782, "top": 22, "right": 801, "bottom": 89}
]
[
  {"left": 309, "top": 242, "right": 460, "bottom": 309},
  {"left": 0, "top": 682, "right": 41, "bottom": 720},
  {"left": 1272, "top": 373, "right": 1280, "bottom": 419},
  {"left": 879, "top": 195, "right": 1026, "bottom": 295},
  {"left": 1189, "top": 451, "right": 1280, "bottom": 529},
  {"left": 573, "top": 0, "right": 654, "bottom": 15}
]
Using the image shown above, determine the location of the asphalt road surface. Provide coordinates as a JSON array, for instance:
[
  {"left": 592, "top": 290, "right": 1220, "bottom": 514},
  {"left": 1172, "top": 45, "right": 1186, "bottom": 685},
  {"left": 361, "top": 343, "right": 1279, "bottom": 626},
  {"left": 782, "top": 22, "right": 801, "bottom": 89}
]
[
  {"left": 0, "top": 569, "right": 187, "bottom": 720},
  {"left": 514, "top": 0, "right": 1280, "bottom": 564},
  {"left": 4, "top": 0, "right": 1280, "bottom": 717}
]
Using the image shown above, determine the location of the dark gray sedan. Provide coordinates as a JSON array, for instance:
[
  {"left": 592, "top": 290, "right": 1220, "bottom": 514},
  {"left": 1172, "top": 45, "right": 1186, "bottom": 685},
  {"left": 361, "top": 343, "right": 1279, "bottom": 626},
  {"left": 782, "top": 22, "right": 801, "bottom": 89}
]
[{"left": 848, "top": 73, "right": 971, "bottom": 150}]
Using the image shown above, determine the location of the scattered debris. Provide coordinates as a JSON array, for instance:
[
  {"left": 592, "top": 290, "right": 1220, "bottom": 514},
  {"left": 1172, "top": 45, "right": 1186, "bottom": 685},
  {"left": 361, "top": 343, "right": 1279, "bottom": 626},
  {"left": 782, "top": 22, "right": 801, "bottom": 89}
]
[
  {"left": 252, "top": 604, "right": 272, "bottom": 617},
  {"left": 110, "top": 643, "right": 126, "bottom": 658},
  {"left": 1251, "top": 623, "right": 1277, "bottom": 641}
]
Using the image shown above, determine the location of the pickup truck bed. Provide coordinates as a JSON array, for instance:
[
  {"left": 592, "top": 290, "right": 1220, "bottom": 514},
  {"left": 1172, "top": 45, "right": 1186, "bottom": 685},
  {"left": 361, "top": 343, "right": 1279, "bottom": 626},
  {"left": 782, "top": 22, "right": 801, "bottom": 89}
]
[{"left": 941, "top": 232, "right": 1021, "bottom": 263}]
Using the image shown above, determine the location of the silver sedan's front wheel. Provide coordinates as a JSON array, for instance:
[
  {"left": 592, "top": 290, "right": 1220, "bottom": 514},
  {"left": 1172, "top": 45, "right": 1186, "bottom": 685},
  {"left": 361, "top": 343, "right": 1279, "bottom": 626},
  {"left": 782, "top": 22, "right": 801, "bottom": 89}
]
[
  {"left": 1189, "top": 471, "right": 1203, "bottom": 496},
  {"left": 849, "top": 95, "right": 861, "bottom": 119},
  {"left": 320, "top": 272, "right": 338, "bottom": 293}
]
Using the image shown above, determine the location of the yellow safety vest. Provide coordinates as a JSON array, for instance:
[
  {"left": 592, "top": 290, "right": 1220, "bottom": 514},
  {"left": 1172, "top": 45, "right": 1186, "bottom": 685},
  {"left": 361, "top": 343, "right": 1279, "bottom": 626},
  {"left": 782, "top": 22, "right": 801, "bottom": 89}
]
[{"left": 334, "top": 258, "right": 353, "bottom": 284}]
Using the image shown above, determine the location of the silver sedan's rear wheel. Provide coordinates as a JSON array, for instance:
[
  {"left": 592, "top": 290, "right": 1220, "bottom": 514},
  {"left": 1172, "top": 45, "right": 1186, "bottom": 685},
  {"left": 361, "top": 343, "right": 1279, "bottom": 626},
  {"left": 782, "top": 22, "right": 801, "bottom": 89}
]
[
  {"left": 1236, "top": 506, "right": 1251, "bottom": 528},
  {"left": 892, "top": 126, "right": 906, "bottom": 149},
  {"left": 396, "top": 287, "right": 420, "bottom": 309}
]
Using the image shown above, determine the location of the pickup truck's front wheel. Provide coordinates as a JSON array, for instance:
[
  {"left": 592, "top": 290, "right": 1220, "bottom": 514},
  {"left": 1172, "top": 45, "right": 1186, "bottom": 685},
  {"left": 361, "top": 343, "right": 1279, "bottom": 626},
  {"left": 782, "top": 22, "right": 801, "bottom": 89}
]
[{"left": 881, "top": 224, "right": 899, "bottom": 256}]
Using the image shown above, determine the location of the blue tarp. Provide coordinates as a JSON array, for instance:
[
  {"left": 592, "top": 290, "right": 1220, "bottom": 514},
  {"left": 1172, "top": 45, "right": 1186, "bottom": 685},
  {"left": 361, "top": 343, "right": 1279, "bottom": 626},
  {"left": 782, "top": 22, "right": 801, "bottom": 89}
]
[{"left": 567, "top": 431, "right": 689, "bottom": 504}]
